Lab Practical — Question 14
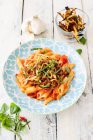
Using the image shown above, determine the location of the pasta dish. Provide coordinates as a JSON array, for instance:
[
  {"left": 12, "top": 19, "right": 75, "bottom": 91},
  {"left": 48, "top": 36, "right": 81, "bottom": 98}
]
[{"left": 16, "top": 48, "right": 75, "bottom": 105}]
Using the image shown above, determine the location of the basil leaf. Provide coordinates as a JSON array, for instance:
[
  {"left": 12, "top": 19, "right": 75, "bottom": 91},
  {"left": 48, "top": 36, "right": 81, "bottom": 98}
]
[
  {"left": 0, "top": 113, "right": 6, "bottom": 121},
  {"left": 79, "top": 37, "right": 86, "bottom": 45},
  {"left": 0, "top": 103, "right": 8, "bottom": 113},
  {"left": 76, "top": 49, "right": 82, "bottom": 55},
  {"left": 2, "top": 117, "right": 15, "bottom": 130},
  {"left": 10, "top": 103, "right": 21, "bottom": 114},
  {"left": 31, "top": 48, "right": 42, "bottom": 51}
]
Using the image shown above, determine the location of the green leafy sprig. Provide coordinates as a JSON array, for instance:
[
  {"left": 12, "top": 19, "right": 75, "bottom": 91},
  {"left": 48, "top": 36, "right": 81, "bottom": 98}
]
[{"left": 0, "top": 103, "right": 31, "bottom": 140}]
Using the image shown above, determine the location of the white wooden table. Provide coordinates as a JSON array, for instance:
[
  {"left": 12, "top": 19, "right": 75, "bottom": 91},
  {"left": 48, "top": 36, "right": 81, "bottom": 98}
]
[{"left": 0, "top": 0, "right": 93, "bottom": 140}]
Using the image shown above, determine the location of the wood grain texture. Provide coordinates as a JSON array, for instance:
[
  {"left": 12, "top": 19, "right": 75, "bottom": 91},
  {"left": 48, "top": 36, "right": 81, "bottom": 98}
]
[
  {"left": 82, "top": 0, "right": 93, "bottom": 90},
  {"left": 53, "top": 0, "right": 93, "bottom": 140},
  {"left": 0, "top": 0, "right": 93, "bottom": 140},
  {"left": 0, "top": 0, "right": 23, "bottom": 139},
  {"left": 18, "top": 0, "right": 57, "bottom": 140}
]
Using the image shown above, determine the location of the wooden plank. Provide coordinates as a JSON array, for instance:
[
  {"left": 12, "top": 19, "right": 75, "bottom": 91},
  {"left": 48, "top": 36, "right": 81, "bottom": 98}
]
[
  {"left": 0, "top": 0, "right": 23, "bottom": 140},
  {"left": 18, "top": 0, "right": 57, "bottom": 140},
  {"left": 82, "top": 0, "right": 93, "bottom": 90},
  {"left": 53, "top": 0, "right": 93, "bottom": 140}
]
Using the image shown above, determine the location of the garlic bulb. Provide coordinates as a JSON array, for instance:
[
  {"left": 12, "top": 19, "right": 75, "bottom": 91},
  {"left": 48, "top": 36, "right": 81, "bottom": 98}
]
[
  {"left": 21, "top": 16, "right": 46, "bottom": 35},
  {"left": 21, "top": 18, "right": 31, "bottom": 33},
  {"left": 31, "top": 16, "right": 46, "bottom": 35}
]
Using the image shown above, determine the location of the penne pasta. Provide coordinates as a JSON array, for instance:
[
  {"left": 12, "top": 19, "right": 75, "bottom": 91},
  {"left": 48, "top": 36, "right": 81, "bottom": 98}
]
[
  {"left": 44, "top": 96, "right": 53, "bottom": 105},
  {"left": 16, "top": 48, "right": 75, "bottom": 105},
  {"left": 37, "top": 89, "right": 45, "bottom": 99},
  {"left": 28, "top": 93, "right": 37, "bottom": 98},
  {"left": 16, "top": 57, "right": 24, "bottom": 70},
  {"left": 57, "top": 84, "right": 65, "bottom": 100},
  {"left": 37, "top": 89, "right": 52, "bottom": 100},
  {"left": 25, "top": 86, "right": 37, "bottom": 94},
  {"left": 68, "top": 63, "right": 75, "bottom": 69},
  {"left": 45, "top": 52, "right": 53, "bottom": 56}
]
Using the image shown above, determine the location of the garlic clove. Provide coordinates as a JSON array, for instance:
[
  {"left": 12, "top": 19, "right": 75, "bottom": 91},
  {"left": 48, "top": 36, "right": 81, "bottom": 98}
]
[
  {"left": 21, "top": 18, "right": 32, "bottom": 33},
  {"left": 21, "top": 16, "right": 46, "bottom": 35},
  {"left": 31, "top": 16, "right": 46, "bottom": 35},
  {"left": 27, "top": 21, "right": 32, "bottom": 33}
]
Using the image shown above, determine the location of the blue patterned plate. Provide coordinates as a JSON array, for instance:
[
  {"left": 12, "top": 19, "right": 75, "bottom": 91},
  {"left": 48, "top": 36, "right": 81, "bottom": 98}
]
[{"left": 3, "top": 38, "right": 87, "bottom": 114}]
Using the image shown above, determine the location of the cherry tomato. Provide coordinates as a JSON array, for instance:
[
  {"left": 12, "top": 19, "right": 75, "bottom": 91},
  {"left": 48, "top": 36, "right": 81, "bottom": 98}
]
[
  {"left": 60, "top": 55, "right": 68, "bottom": 65},
  {"left": 19, "top": 116, "right": 27, "bottom": 121}
]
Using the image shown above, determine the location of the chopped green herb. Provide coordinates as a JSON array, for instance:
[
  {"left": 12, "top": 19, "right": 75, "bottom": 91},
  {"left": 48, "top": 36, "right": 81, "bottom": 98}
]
[
  {"left": 79, "top": 37, "right": 86, "bottom": 45},
  {"left": 23, "top": 73, "right": 25, "bottom": 76},
  {"left": 38, "top": 65, "right": 49, "bottom": 73},
  {"left": 38, "top": 60, "right": 56, "bottom": 74},
  {"left": 40, "top": 84, "right": 50, "bottom": 88},
  {"left": 57, "top": 76, "right": 62, "bottom": 83},
  {"left": 54, "top": 68, "right": 62, "bottom": 74},
  {"left": 65, "top": 67, "right": 70, "bottom": 73},
  {"left": 43, "top": 71, "right": 50, "bottom": 79},
  {"left": 76, "top": 49, "right": 82, "bottom": 55},
  {"left": 31, "top": 48, "right": 42, "bottom": 51}
]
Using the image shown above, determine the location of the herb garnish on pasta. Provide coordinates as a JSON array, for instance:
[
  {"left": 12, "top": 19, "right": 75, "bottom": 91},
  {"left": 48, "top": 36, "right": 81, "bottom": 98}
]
[{"left": 16, "top": 48, "right": 75, "bottom": 105}]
